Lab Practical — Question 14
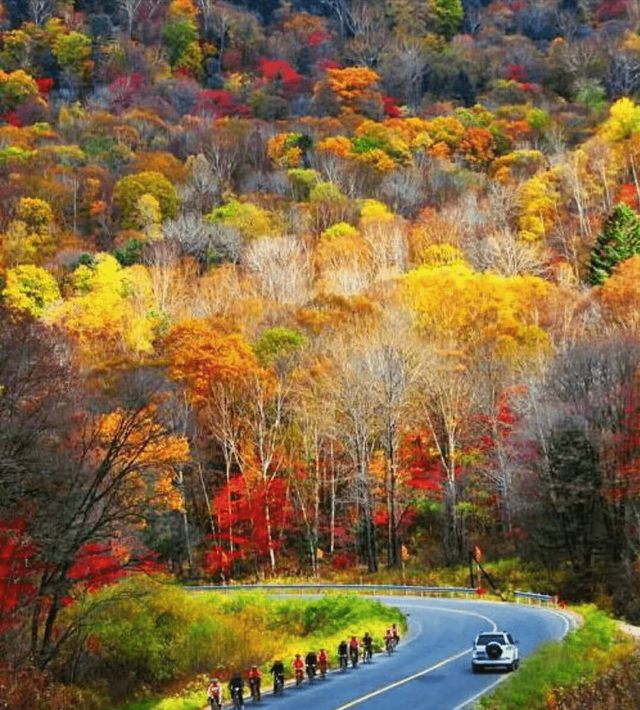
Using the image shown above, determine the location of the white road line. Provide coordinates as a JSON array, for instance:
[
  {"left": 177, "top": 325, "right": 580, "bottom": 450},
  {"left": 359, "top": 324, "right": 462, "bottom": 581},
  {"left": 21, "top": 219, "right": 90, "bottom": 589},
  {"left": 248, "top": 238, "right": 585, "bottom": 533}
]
[
  {"left": 398, "top": 603, "right": 500, "bottom": 629},
  {"left": 333, "top": 647, "right": 473, "bottom": 710},
  {"left": 333, "top": 607, "right": 499, "bottom": 710},
  {"left": 451, "top": 674, "right": 509, "bottom": 710}
]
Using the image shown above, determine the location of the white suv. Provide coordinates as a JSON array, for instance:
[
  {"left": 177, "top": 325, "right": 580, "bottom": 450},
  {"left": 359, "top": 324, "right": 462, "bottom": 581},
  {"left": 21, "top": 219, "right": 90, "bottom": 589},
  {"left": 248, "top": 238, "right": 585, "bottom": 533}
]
[{"left": 471, "top": 631, "right": 519, "bottom": 672}]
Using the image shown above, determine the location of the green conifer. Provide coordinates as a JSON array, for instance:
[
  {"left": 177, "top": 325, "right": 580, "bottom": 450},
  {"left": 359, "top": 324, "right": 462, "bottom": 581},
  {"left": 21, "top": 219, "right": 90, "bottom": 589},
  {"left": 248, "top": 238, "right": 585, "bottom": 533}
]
[{"left": 589, "top": 203, "right": 640, "bottom": 284}]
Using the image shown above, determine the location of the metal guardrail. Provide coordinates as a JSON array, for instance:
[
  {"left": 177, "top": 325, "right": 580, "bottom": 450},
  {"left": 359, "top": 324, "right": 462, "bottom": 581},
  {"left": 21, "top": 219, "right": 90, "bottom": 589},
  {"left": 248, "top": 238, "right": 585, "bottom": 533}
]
[{"left": 184, "top": 583, "right": 556, "bottom": 605}]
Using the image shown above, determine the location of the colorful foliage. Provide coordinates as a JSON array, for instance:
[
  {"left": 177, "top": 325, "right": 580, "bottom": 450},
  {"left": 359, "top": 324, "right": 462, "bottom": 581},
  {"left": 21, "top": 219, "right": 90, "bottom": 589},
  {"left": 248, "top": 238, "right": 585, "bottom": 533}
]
[
  {"left": 113, "top": 171, "right": 180, "bottom": 228},
  {"left": 2, "top": 264, "right": 60, "bottom": 316}
]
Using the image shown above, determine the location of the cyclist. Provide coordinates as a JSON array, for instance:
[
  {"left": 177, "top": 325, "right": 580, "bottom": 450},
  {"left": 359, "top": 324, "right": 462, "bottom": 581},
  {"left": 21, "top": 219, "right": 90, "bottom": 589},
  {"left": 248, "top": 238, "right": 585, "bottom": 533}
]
[
  {"left": 270, "top": 659, "right": 285, "bottom": 694},
  {"left": 392, "top": 623, "right": 400, "bottom": 646},
  {"left": 228, "top": 672, "right": 245, "bottom": 708},
  {"left": 384, "top": 628, "right": 394, "bottom": 653},
  {"left": 338, "top": 639, "right": 349, "bottom": 670},
  {"left": 293, "top": 653, "right": 305, "bottom": 685},
  {"left": 305, "top": 650, "right": 317, "bottom": 681},
  {"left": 362, "top": 632, "right": 373, "bottom": 662},
  {"left": 349, "top": 636, "right": 359, "bottom": 668},
  {"left": 207, "top": 678, "right": 222, "bottom": 710},
  {"left": 248, "top": 665, "right": 261, "bottom": 701},
  {"left": 318, "top": 648, "right": 329, "bottom": 678}
]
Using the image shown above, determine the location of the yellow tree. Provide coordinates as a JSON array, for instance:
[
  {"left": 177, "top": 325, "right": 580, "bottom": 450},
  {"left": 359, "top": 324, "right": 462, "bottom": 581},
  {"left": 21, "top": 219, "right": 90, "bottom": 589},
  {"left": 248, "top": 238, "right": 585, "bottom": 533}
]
[
  {"left": 206, "top": 199, "right": 283, "bottom": 240},
  {"left": 2, "top": 264, "right": 60, "bottom": 317},
  {"left": 1, "top": 197, "right": 57, "bottom": 266},
  {"left": 49, "top": 254, "right": 158, "bottom": 366},
  {"left": 404, "top": 262, "right": 551, "bottom": 560},
  {"left": 0, "top": 68, "right": 40, "bottom": 112},
  {"left": 113, "top": 171, "right": 180, "bottom": 229},
  {"left": 517, "top": 170, "right": 560, "bottom": 242},
  {"left": 135, "top": 193, "right": 163, "bottom": 241},
  {"left": 599, "top": 97, "right": 640, "bottom": 143}
]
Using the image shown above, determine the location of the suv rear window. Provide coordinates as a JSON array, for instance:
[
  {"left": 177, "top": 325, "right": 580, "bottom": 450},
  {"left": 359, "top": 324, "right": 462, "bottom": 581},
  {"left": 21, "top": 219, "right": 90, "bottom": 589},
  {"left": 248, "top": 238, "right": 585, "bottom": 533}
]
[{"left": 477, "top": 634, "right": 505, "bottom": 645}]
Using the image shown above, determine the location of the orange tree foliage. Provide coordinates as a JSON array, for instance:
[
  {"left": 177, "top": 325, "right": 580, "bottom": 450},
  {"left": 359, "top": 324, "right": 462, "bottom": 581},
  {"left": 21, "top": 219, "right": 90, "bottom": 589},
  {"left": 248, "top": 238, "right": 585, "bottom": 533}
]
[
  {"left": 267, "top": 132, "right": 306, "bottom": 168},
  {"left": 459, "top": 126, "right": 496, "bottom": 167},
  {"left": 96, "top": 406, "right": 189, "bottom": 513},
  {"left": 131, "top": 151, "right": 189, "bottom": 183},
  {"left": 599, "top": 253, "right": 640, "bottom": 331},
  {"left": 165, "top": 319, "right": 260, "bottom": 405},
  {"left": 315, "top": 66, "right": 384, "bottom": 118}
]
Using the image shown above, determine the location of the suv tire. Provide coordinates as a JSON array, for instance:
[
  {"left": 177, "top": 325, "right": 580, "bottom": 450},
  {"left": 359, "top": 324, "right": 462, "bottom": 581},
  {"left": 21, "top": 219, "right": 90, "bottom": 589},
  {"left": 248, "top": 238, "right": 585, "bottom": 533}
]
[{"left": 486, "top": 642, "right": 503, "bottom": 659}]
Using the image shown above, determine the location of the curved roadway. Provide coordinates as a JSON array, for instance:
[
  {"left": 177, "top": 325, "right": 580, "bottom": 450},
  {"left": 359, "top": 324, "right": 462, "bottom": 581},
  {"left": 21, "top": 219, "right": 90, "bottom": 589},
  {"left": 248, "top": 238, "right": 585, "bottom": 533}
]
[{"left": 243, "top": 596, "right": 571, "bottom": 710}]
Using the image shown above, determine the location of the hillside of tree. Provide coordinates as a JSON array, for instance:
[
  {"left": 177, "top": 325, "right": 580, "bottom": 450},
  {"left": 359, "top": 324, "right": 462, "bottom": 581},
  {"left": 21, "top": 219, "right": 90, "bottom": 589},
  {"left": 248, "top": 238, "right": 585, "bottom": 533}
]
[{"left": 3, "top": 0, "right": 640, "bottom": 705}]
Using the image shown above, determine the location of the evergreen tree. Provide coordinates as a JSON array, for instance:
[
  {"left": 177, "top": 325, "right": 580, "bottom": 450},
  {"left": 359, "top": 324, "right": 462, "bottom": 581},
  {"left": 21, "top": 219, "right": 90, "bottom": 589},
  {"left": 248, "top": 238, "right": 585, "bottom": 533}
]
[
  {"left": 429, "top": 0, "right": 464, "bottom": 39},
  {"left": 589, "top": 203, "right": 640, "bottom": 285}
]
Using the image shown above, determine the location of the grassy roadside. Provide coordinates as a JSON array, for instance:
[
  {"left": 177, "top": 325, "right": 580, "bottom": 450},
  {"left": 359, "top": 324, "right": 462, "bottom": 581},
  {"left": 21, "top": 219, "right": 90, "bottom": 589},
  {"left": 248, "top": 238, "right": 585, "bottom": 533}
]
[
  {"left": 547, "top": 646, "right": 640, "bottom": 708},
  {"left": 478, "top": 605, "right": 637, "bottom": 709}
]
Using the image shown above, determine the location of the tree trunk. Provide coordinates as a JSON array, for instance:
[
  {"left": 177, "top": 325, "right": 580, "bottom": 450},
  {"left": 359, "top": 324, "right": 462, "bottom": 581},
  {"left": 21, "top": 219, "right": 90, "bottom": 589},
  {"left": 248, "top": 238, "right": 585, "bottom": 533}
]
[
  {"left": 176, "top": 466, "right": 193, "bottom": 575},
  {"left": 224, "top": 450, "right": 234, "bottom": 553},
  {"left": 330, "top": 441, "right": 336, "bottom": 553},
  {"left": 360, "top": 460, "right": 378, "bottom": 572},
  {"left": 197, "top": 462, "right": 216, "bottom": 537},
  {"left": 263, "top": 491, "right": 277, "bottom": 573}
]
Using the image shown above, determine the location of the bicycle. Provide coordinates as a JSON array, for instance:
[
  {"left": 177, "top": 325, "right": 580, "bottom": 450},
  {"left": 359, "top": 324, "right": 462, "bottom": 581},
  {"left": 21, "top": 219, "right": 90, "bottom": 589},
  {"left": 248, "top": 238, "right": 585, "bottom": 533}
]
[
  {"left": 319, "top": 660, "right": 328, "bottom": 679},
  {"left": 249, "top": 677, "right": 261, "bottom": 702},
  {"left": 295, "top": 668, "right": 304, "bottom": 686},
  {"left": 349, "top": 648, "right": 359, "bottom": 668},
  {"left": 231, "top": 686, "right": 244, "bottom": 709},
  {"left": 306, "top": 663, "right": 316, "bottom": 682},
  {"left": 339, "top": 653, "right": 348, "bottom": 671},
  {"left": 363, "top": 646, "right": 373, "bottom": 663},
  {"left": 273, "top": 673, "right": 284, "bottom": 695}
]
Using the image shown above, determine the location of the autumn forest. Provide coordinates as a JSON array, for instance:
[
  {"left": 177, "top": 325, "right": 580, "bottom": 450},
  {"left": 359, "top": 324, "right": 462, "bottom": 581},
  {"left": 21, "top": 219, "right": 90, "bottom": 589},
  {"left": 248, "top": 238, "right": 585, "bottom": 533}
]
[{"left": 3, "top": 0, "right": 640, "bottom": 705}]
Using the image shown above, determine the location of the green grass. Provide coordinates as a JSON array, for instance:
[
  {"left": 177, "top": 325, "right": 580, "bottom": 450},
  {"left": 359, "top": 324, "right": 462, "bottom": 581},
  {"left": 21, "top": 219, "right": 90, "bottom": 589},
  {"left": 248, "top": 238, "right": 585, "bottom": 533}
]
[{"left": 478, "top": 605, "right": 636, "bottom": 709}]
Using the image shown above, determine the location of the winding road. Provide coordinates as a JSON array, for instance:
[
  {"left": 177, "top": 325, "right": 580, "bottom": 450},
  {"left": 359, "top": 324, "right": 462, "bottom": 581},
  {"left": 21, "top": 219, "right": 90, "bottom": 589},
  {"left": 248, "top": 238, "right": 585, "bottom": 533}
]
[{"left": 237, "top": 595, "right": 572, "bottom": 710}]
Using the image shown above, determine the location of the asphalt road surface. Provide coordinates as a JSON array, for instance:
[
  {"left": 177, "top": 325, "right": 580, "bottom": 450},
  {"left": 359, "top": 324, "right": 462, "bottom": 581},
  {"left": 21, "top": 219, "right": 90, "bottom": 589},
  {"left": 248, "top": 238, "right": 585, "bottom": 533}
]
[{"left": 231, "top": 595, "right": 571, "bottom": 710}]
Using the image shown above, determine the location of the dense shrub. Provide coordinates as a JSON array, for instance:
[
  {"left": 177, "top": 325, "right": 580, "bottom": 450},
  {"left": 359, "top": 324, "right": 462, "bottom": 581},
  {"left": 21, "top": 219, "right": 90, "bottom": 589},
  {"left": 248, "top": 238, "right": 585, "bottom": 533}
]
[{"left": 56, "top": 576, "right": 404, "bottom": 708}]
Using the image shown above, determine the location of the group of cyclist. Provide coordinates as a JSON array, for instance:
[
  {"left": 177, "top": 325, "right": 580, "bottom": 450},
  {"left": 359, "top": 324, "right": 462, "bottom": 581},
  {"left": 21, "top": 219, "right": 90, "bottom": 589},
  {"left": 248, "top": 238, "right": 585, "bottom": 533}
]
[{"left": 207, "top": 624, "right": 401, "bottom": 708}]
